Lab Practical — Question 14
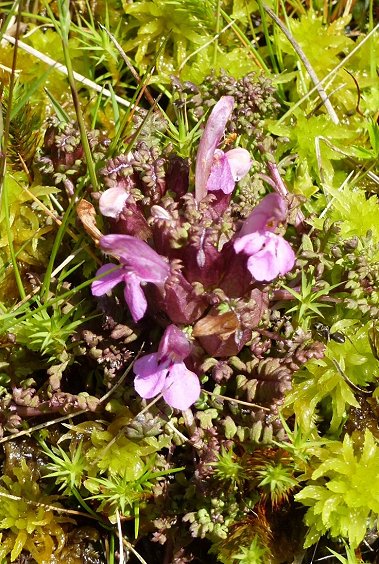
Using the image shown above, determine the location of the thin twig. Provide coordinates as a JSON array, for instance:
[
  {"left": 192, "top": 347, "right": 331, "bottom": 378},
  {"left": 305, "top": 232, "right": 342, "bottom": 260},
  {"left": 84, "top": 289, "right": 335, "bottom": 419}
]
[
  {"left": 0, "top": 491, "right": 97, "bottom": 519},
  {"left": 203, "top": 390, "right": 270, "bottom": 411},
  {"left": 99, "top": 23, "right": 156, "bottom": 107},
  {"left": 2, "top": 33, "right": 131, "bottom": 108},
  {"left": 263, "top": 5, "right": 339, "bottom": 124},
  {"left": 277, "top": 23, "right": 379, "bottom": 124},
  {"left": 116, "top": 509, "right": 125, "bottom": 564},
  {"left": 122, "top": 538, "right": 148, "bottom": 564}
]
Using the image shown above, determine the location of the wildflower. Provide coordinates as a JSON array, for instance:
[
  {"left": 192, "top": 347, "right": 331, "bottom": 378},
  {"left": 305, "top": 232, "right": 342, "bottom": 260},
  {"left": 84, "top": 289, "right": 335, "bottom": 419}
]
[
  {"left": 195, "top": 96, "right": 251, "bottom": 201},
  {"left": 99, "top": 153, "right": 134, "bottom": 219},
  {"left": 233, "top": 193, "right": 295, "bottom": 282},
  {"left": 99, "top": 186, "right": 130, "bottom": 219},
  {"left": 134, "top": 325, "right": 200, "bottom": 410},
  {"left": 206, "top": 148, "right": 252, "bottom": 195},
  {"left": 238, "top": 192, "right": 288, "bottom": 236},
  {"left": 91, "top": 234, "right": 170, "bottom": 322}
]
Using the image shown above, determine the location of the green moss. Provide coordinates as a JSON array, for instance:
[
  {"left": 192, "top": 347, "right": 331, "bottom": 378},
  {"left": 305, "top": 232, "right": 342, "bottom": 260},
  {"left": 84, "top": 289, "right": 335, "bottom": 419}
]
[
  {"left": 295, "top": 430, "right": 379, "bottom": 548},
  {"left": 0, "top": 460, "right": 71, "bottom": 563}
]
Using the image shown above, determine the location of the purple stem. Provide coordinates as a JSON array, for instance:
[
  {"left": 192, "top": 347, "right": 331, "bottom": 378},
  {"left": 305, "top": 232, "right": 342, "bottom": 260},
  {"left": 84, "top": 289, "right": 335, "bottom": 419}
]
[{"left": 258, "top": 144, "right": 306, "bottom": 231}]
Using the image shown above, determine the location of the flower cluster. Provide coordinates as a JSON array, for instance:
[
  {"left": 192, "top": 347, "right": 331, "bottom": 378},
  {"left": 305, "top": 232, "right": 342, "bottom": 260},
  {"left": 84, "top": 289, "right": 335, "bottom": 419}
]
[{"left": 92, "top": 97, "right": 296, "bottom": 410}]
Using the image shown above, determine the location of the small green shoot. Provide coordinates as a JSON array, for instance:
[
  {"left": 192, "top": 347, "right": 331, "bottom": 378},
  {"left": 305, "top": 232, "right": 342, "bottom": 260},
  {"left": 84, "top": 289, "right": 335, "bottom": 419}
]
[
  {"left": 40, "top": 440, "right": 87, "bottom": 493},
  {"left": 281, "top": 268, "right": 340, "bottom": 329}
]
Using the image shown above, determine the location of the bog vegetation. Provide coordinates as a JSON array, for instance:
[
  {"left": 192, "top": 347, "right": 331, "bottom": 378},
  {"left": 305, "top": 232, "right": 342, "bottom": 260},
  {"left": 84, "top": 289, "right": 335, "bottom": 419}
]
[{"left": 0, "top": 0, "right": 378, "bottom": 562}]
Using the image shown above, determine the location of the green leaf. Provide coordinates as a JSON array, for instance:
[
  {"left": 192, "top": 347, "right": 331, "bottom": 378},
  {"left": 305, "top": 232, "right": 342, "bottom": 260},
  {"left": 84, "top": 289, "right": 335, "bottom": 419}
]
[{"left": 44, "top": 88, "right": 69, "bottom": 123}]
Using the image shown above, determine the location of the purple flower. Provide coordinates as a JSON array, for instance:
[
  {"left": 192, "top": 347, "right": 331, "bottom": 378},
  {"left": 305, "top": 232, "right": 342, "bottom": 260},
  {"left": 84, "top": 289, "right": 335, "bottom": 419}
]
[
  {"left": 91, "top": 234, "right": 170, "bottom": 322},
  {"left": 238, "top": 192, "right": 289, "bottom": 236},
  {"left": 134, "top": 325, "right": 200, "bottom": 410},
  {"left": 98, "top": 186, "right": 151, "bottom": 240},
  {"left": 195, "top": 97, "right": 251, "bottom": 201},
  {"left": 206, "top": 148, "right": 252, "bottom": 195},
  {"left": 234, "top": 231, "right": 295, "bottom": 281},
  {"left": 233, "top": 194, "right": 295, "bottom": 282}
]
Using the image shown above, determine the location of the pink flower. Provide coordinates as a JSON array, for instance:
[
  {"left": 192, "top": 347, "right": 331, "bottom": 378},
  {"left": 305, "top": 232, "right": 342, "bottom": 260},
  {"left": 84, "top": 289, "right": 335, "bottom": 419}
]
[
  {"left": 206, "top": 148, "right": 251, "bottom": 195},
  {"left": 233, "top": 194, "right": 295, "bottom": 282},
  {"left": 99, "top": 186, "right": 130, "bottom": 219},
  {"left": 91, "top": 234, "right": 170, "bottom": 322},
  {"left": 195, "top": 97, "right": 251, "bottom": 201},
  {"left": 238, "top": 192, "right": 288, "bottom": 236},
  {"left": 134, "top": 325, "right": 200, "bottom": 410}
]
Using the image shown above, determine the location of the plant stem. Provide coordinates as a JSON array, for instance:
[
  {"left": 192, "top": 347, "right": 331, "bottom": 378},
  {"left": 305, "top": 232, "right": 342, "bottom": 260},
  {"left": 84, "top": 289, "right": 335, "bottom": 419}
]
[
  {"left": 0, "top": 1, "right": 26, "bottom": 299},
  {"left": 55, "top": 0, "right": 99, "bottom": 192},
  {"left": 213, "top": 0, "right": 221, "bottom": 66},
  {"left": 257, "top": 0, "right": 280, "bottom": 74},
  {"left": 263, "top": 4, "right": 339, "bottom": 124}
]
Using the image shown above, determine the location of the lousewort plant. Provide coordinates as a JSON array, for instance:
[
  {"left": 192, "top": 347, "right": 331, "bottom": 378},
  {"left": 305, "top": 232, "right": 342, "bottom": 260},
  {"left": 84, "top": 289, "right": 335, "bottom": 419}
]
[
  {"left": 92, "top": 97, "right": 296, "bottom": 407},
  {"left": 0, "top": 0, "right": 377, "bottom": 561}
]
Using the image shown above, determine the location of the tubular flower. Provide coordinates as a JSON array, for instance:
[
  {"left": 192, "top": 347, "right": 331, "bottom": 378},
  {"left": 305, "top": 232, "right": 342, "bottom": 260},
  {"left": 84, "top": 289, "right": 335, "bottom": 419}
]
[
  {"left": 91, "top": 234, "right": 170, "bottom": 322},
  {"left": 238, "top": 192, "right": 289, "bottom": 236},
  {"left": 195, "top": 96, "right": 251, "bottom": 201},
  {"left": 206, "top": 148, "right": 252, "bottom": 195},
  {"left": 233, "top": 193, "right": 296, "bottom": 282},
  {"left": 134, "top": 325, "right": 200, "bottom": 410}
]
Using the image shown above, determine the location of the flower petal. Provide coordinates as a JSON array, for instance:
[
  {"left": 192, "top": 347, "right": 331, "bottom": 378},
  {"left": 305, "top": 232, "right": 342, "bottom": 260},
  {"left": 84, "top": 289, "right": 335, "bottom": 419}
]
[
  {"left": 195, "top": 96, "right": 234, "bottom": 202},
  {"left": 91, "top": 264, "right": 124, "bottom": 296},
  {"left": 123, "top": 272, "right": 148, "bottom": 322},
  {"left": 238, "top": 193, "right": 288, "bottom": 236},
  {"left": 99, "top": 234, "right": 170, "bottom": 283},
  {"left": 274, "top": 236, "right": 296, "bottom": 276},
  {"left": 134, "top": 353, "right": 167, "bottom": 398},
  {"left": 158, "top": 325, "right": 191, "bottom": 363},
  {"left": 99, "top": 187, "right": 129, "bottom": 219},
  {"left": 225, "top": 148, "right": 252, "bottom": 181},
  {"left": 246, "top": 242, "right": 280, "bottom": 281},
  {"left": 162, "top": 362, "right": 201, "bottom": 410},
  {"left": 245, "top": 233, "right": 295, "bottom": 281},
  {"left": 234, "top": 231, "right": 295, "bottom": 282},
  {"left": 233, "top": 232, "right": 267, "bottom": 255},
  {"left": 206, "top": 149, "right": 235, "bottom": 194}
]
